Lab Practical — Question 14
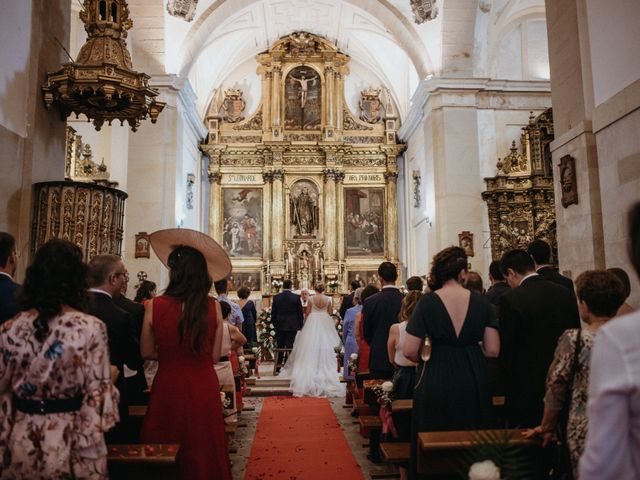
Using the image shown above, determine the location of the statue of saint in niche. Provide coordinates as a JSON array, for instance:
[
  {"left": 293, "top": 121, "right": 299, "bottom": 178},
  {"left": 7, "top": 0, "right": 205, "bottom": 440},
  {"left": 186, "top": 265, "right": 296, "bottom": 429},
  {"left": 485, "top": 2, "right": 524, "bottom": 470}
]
[{"left": 290, "top": 181, "right": 319, "bottom": 237}]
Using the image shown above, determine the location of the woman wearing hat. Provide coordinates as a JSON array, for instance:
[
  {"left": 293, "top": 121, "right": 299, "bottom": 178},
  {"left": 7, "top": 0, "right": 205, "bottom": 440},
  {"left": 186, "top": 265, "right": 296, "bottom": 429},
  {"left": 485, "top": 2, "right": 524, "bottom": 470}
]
[{"left": 140, "top": 229, "right": 232, "bottom": 480}]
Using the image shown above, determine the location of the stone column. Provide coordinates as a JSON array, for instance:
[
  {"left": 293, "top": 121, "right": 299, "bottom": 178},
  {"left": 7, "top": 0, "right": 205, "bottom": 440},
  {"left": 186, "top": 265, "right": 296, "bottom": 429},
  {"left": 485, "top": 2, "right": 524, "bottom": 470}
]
[
  {"left": 262, "top": 171, "right": 273, "bottom": 261},
  {"left": 271, "top": 63, "right": 282, "bottom": 131},
  {"left": 384, "top": 171, "right": 399, "bottom": 261},
  {"left": 261, "top": 68, "right": 272, "bottom": 132},
  {"left": 207, "top": 167, "right": 222, "bottom": 243},
  {"left": 325, "top": 64, "right": 334, "bottom": 128},
  {"left": 335, "top": 70, "right": 344, "bottom": 132},
  {"left": 271, "top": 169, "right": 285, "bottom": 261},
  {"left": 335, "top": 171, "right": 346, "bottom": 261},
  {"left": 323, "top": 169, "right": 337, "bottom": 261}
]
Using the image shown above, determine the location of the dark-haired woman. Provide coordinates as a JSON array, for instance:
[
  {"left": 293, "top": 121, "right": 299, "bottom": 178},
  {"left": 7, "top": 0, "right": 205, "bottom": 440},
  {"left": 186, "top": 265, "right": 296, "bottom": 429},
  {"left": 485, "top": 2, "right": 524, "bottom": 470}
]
[
  {"left": 134, "top": 279, "right": 157, "bottom": 306},
  {"left": 140, "top": 238, "right": 232, "bottom": 480},
  {"left": 237, "top": 286, "right": 257, "bottom": 345},
  {"left": 0, "top": 239, "right": 119, "bottom": 479},
  {"left": 403, "top": 246, "right": 500, "bottom": 479}
]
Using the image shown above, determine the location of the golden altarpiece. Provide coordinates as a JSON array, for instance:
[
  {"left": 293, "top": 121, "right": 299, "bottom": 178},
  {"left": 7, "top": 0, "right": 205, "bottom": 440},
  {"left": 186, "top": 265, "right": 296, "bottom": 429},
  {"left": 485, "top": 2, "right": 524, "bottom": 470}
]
[
  {"left": 482, "top": 109, "right": 558, "bottom": 262},
  {"left": 201, "top": 33, "right": 405, "bottom": 293}
]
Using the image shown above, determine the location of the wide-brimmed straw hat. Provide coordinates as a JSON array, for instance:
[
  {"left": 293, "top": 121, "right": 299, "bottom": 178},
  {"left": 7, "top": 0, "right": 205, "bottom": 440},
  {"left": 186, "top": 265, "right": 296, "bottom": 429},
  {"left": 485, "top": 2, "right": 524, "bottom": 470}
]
[{"left": 149, "top": 228, "right": 232, "bottom": 281}]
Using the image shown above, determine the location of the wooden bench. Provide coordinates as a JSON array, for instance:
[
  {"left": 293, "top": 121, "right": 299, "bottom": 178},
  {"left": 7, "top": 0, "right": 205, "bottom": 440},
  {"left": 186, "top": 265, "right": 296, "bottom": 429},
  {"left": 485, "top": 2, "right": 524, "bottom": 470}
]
[
  {"left": 272, "top": 348, "right": 292, "bottom": 375},
  {"left": 417, "top": 429, "right": 542, "bottom": 477},
  {"left": 108, "top": 444, "right": 179, "bottom": 480},
  {"left": 355, "top": 369, "right": 370, "bottom": 388},
  {"left": 380, "top": 442, "right": 410, "bottom": 465},
  {"left": 359, "top": 415, "right": 382, "bottom": 439}
]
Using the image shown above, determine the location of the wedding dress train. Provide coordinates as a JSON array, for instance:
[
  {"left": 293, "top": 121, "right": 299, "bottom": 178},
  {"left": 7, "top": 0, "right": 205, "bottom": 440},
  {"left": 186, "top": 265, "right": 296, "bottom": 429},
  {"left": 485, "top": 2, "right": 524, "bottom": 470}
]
[{"left": 278, "top": 294, "right": 345, "bottom": 397}]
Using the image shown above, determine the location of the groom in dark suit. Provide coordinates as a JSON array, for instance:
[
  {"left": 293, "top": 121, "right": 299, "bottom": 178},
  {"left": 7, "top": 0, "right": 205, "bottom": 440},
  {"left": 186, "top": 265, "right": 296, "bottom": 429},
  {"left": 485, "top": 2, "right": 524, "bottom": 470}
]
[{"left": 271, "top": 279, "right": 304, "bottom": 349}]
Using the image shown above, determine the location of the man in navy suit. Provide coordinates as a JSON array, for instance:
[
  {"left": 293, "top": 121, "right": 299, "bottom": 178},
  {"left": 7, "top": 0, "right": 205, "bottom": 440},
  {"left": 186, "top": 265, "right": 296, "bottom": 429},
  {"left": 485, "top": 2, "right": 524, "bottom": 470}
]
[
  {"left": 499, "top": 249, "right": 580, "bottom": 427},
  {"left": 527, "top": 239, "right": 576, "bottom": 297},
  {"left": 88, "top": 254, "right": 143, "bottom": 441},
  {"left": 0, "top": 232, "right": 20, "bottom": 325},
  {"left": 271, "top": 279, "right": 304, "bottom": 349},
  {"left": 362, "top": 261, "right": 404, "bottom": 380}
]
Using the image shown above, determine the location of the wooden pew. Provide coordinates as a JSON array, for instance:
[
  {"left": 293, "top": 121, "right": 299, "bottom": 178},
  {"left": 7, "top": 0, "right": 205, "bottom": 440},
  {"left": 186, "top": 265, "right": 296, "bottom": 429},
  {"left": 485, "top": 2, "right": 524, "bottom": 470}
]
[
  {"left": 359, "top": 415, "right": 382, "bottom": 439},
  {"left": 417, "top": 429, "right": 542, "bottom": 477},
  {"left": 355, "top": 369, "right": 370, "bottom": 389},
  {"left": 108, "top": 444, "right": 179, "bottom": 480}
]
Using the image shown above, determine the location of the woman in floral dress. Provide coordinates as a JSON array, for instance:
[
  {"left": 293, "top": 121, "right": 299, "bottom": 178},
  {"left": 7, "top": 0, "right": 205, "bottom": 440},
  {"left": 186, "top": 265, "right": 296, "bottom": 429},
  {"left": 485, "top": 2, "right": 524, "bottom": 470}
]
[
  {"left": 526, "top": 270, "right": 625, "bottom": 478},
  {"left": 0, "top": 239, "right": 119, "bottom": 479}
]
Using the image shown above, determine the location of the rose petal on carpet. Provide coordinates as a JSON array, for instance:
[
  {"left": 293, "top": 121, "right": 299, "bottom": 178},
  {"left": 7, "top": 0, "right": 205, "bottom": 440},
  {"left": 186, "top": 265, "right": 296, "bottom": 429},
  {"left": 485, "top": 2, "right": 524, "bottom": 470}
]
[{"left": 244, "top": 396, "right": 365, "bottom": 480}]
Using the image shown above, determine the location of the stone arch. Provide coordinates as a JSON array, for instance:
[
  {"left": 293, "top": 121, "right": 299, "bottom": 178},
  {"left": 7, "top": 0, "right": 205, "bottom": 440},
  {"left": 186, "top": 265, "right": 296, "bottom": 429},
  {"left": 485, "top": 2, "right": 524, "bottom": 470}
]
[{"left": 177, "top": 0, "right": 432, "bottom": 80}]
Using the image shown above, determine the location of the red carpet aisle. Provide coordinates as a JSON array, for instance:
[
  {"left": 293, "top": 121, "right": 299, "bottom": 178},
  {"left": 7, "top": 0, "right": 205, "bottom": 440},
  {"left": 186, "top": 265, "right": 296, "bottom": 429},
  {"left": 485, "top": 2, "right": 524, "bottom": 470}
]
[{"left": 244, "top": 396, "right": 365, "bottom": 480}]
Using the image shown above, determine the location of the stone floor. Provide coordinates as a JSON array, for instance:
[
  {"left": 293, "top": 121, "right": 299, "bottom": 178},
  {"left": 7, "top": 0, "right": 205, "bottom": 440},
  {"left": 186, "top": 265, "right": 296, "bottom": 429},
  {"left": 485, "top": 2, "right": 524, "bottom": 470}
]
[{"left": 230, "top": 363, "right": 398, "bottom": 479}]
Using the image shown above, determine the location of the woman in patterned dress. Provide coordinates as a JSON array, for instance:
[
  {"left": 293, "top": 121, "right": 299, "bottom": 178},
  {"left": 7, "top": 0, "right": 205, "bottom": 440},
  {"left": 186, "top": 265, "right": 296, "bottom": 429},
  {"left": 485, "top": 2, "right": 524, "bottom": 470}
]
[
  {"left": 0, "top": 239, "right": 119, "bottom": 479},
  {"left": 525, "top": 270, "right": 625, "bottom": 478}
]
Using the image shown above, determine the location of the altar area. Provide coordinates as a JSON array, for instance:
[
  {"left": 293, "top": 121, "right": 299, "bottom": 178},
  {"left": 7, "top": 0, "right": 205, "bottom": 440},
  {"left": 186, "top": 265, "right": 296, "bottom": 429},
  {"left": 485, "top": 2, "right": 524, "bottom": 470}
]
[{"left": 201, "top": 32, "right": 405, "bottom": 295}]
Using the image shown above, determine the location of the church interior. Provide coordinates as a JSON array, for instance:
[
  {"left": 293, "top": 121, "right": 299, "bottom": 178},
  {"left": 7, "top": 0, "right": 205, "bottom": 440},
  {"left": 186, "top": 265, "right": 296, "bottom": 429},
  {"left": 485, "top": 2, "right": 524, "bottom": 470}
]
[{"left": 1, "top": 0, "right": 640, "bottom": 479}]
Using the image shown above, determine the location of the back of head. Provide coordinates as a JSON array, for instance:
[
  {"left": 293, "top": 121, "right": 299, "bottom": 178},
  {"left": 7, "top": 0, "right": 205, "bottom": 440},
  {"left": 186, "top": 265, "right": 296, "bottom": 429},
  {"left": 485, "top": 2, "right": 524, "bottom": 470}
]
[
  {"left": 353, "top": 287, "right": 364, "bottom": 303},
  {"left": 21, "top": 239, "right": 88, "bottom": 342},
  {"left": 464, "top": 271, "right": 484, "bottom": 294},
  {"left": 500, "top": 249, "right": 535, "bottom": 276},
  {"left": 489, "top": 260, "right": 505, "bottom": 281},
  {"left": 361, "top": 284, "right": 380, "bottom": 304},
  {"left": 213, "top": 278, "right": 228, "bottom": 295},
  {"left": 607, "top": 267, "right": 631, "bottom": 299},
  {"left": 315, "top": 283, "right": 325, "bottom": 293},
  {"left": 134, "top": 280, "right": 157, "bottom": 303},
  {"left": 406, "top": 276, "right": 423, "bottom": 292},
  {"left": 165, "top": 245, "right": 213, "bottom": 353},
  {"left": 629, "top": 202, "right": 640, "bottom": 277},
  {"left": 220, "top": 300, "right": 232, "bottom": 320},
  {"left": 399, "top": 290, "right": 424, "bottom": 322},
  {"left": 575, "top": 270, "right": 625, "bottom": 318},
  {"left": 527, "top": 239, "right": 552, "bottom": 265},
  {"left": 350, "top": 280, "right": 360, "bottom": 291},
  {"left": 87, "top": 254, "right": 122, "bottom": 288},
  {"left": 283, "top": 279, "right": 293, "bottom": 290},
  {"left": 377, "top": 261, "right": 398, "bottom": 283},
  {"left": 428, "top": 246, "right": 467, "bottom": 291},
  {"left": 0, "top": 232, "right": 16, "bottom": 269},
  {"left": 237, "top": 286, "right": 251, "bottom": 299}
]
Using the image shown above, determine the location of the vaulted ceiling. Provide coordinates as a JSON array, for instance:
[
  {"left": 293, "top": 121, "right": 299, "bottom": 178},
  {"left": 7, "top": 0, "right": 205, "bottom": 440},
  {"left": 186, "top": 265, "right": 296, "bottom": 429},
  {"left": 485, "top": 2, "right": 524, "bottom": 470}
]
[{"left": 70, "top": 0, "right": 549, "bottom": 122}]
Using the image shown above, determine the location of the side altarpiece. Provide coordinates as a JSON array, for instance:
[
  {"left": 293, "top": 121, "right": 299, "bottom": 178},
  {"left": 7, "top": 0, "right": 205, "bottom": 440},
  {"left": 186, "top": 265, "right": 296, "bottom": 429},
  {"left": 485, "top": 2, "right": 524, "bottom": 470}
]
[
  {"left": 482, "top": 109, "right": 558, "bottom": 262},
  {"left": 201, "top": 32, "right": 405, "bottom": 293}
]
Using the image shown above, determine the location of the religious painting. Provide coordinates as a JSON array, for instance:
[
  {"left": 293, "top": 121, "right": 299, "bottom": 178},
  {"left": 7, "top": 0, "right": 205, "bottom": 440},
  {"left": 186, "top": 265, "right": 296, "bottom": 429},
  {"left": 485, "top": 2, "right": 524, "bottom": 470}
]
[
  {"left": 222, "top": 188, "right": 262, "bottom": 257},
  {"left": 289, "top": 180, "right": 320, "bottom": 238},
  {"left": 228, "top": 271, "right": 262, "bottom": 293},
  {"left": 134, "top": 232, "right": 150, "bottom": 258},
  {"left": 458, "top": 231, "right": 474, "bottom": 257},
  {"left": 559, "top": 155, "right": 578, "bottom": 208},
  {"left": 348, "top": 270, "right": 380, "bottom": 288},
  {"left": 344, "top": 188, "right": 385, "bottom": 256},
  {"left": 284, "top": 66, "right": 321, "bottom": 131}
]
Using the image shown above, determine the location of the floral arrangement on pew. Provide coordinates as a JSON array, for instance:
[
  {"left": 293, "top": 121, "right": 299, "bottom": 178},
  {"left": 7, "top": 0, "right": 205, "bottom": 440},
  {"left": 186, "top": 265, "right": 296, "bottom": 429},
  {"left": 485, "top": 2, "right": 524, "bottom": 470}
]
[
  {"left": 370, "top": 381, "right": 398, "bottom": 438},
  {"left": 220, "top": 391, "right": 231, "bottom": 409},
  {"left": 256, "top": 308, "right": 276, "bottom": 361},
  {"left": 348, "top": 353, "right": 359, "bottom": 376},
  {"left": 332, "top": 309, "right": 344, "bottom": 371}
]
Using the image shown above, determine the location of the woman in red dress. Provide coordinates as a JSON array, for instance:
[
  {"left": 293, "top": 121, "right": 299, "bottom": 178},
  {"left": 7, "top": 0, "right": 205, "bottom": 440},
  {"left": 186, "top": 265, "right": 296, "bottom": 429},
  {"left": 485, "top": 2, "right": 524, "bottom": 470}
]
[{"left": 140, "top": 229, "right": 232, "bottom": 480}]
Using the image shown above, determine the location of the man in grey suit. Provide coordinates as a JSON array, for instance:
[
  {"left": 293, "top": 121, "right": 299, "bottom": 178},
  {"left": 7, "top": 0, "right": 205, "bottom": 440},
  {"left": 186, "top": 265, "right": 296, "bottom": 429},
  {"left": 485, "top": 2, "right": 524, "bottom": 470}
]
[{"left": 271, "top": 279, "right": 304, "bottom": 349}]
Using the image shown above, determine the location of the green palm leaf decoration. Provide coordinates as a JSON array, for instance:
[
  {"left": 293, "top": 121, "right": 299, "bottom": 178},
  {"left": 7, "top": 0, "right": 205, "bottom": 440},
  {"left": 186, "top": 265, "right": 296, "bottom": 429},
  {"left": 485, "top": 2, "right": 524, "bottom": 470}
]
[{"left": 452, "top": 429, "right": 541, "bottom": 480}]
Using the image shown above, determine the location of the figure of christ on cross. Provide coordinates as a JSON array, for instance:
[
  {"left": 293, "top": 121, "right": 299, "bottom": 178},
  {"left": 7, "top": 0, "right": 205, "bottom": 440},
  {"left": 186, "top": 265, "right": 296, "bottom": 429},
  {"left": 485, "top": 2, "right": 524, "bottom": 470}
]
[{"left": 289, "top": 73, "right": 316, "bottom": 109}]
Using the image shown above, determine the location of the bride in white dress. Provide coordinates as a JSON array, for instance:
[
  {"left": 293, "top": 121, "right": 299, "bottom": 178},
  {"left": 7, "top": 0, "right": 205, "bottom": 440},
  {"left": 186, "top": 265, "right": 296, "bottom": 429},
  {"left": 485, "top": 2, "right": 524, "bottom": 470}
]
[{"left": 279, "top": 285, "right": 345, "bottom": 397}]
